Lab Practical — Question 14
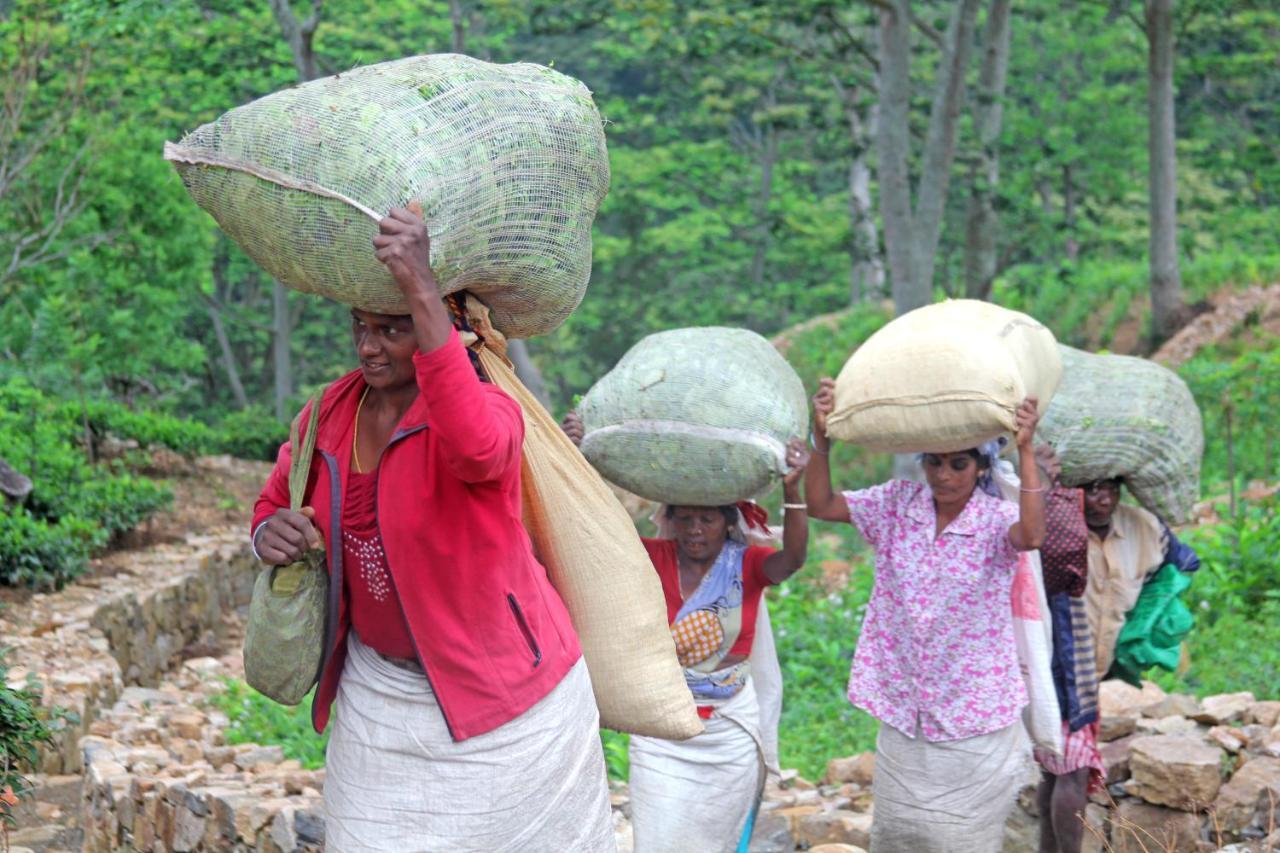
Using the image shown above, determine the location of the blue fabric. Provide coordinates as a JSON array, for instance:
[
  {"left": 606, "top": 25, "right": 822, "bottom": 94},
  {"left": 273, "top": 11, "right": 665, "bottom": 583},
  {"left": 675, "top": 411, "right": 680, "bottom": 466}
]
[
  {"left": 1161, "top": 527, "right": 1200, "bottom": 574},
  {"left": 1047, "top": 591, "right": 1099, "bottom": 732}
]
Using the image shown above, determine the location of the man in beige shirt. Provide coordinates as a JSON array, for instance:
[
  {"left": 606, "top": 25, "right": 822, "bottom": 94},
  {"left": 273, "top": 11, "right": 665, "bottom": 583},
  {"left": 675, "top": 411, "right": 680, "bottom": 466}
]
[{"left": 1081, "top": 478, "right": 1200, "bottom": 679}]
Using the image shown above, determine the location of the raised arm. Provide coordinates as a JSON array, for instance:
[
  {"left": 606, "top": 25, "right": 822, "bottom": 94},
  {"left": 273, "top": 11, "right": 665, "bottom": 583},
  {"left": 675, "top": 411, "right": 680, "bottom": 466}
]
[
  {"left": 806, "top": 378, "right": 851, "bottom": 523},
  {"left": 1008, "top": 397, "right": 1046, "bottom": 551},
  {"left": 374, "top": 206, "right": 522, "bottom": 483},
  {"left": 763, "top": 438, "right": 811, "bottom": 584}
]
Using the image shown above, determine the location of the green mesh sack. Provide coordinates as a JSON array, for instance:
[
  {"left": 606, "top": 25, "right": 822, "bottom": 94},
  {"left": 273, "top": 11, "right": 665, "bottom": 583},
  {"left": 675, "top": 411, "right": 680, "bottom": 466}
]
[
  {"left": 1037, "top": 345, "right": 1203, "bottom": 523},
  {"left": 578, "top": 327, "right": 809, "bottom": 506},
  {"left": 243, "top": 388, "right": 328, "bottom": 706},
  {"left": 164, "top": 54, "right": 610, "bottom": 339}
]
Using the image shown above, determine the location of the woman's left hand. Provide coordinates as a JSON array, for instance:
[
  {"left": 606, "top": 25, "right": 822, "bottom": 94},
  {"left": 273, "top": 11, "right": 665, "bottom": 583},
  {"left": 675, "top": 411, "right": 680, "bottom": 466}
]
[
  {"left": 373, "top": 204, "right": 438, "bottom": 298},
  {"left": 1014, "top": 396, "right": 1040, "bottom": 449},
  {"left": 783, "top": 437, "right": 810, "bottom": 487}
]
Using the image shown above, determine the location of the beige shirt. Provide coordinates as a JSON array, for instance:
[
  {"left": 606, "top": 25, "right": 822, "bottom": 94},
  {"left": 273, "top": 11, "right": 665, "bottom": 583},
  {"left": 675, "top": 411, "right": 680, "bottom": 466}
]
[{"left": 1085, "top": 504, "right": 1166, "bottom": 676}]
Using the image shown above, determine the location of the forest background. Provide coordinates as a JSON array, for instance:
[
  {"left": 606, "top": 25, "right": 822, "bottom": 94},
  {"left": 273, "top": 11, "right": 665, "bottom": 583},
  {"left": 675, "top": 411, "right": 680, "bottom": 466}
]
[{"left": 1, "top": 0, "right": 1277, "bottom": 780}]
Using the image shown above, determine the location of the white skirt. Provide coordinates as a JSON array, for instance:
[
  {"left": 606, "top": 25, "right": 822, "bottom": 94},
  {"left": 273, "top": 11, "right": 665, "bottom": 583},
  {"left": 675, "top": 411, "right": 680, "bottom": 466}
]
[
  {"left": 870, "top": 720, "right": 1030, "bottom": 853},
  {"left": 628, "top": 678, "right": 765, "bottom": 853},
  {"left": 323, "top": 633, "right": 616, "bottom": 852}
]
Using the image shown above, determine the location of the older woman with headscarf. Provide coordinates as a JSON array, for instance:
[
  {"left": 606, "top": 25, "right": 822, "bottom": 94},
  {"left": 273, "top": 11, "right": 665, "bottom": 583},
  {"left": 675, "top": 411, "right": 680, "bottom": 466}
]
[
  {"left": 805, "top": 377, "right": 1046, "bottom": 853},
  {"left": 561, "top": 412, "right": 810, "bottom": 853}
]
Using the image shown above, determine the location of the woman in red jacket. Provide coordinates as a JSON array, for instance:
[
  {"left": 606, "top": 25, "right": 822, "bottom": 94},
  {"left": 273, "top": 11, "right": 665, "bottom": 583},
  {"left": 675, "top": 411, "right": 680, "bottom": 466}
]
[{"left": 251, "top": 208, "right": 614, "bottom": 851}]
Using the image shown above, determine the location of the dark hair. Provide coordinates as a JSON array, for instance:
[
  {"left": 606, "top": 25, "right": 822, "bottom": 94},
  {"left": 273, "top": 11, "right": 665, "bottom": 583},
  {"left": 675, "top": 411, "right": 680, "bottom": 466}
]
[
  {"left": 665, "top": 505, "right": 739, "bottom": 528},
  {"left": 919, "top": 449, "right": 991, "bottom": 470}
]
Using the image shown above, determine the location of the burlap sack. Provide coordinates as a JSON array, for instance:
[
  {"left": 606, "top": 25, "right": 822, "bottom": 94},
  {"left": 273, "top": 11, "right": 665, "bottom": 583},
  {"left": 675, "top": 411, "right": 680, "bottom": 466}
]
[
  {"left": 577, "top": 327, "right": 809, "bottom": 506},
  {"left": 467, "top": 306, "right": 701, "bottom": 740},
  {"left": 165, "top": 54, "right": 609, "bottom": 339},
  {"left": 827, "top": 299, "right": 1062, "bottom": 453},
  {"left": 1037, "top": 345, "right": 1203, "bottom": 524}
]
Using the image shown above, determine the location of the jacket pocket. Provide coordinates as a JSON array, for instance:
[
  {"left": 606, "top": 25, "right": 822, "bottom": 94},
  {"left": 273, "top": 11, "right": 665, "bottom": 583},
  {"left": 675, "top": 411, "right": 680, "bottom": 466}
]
[{"left": 506, "top": 593, "right": 543, "bottom": 668}]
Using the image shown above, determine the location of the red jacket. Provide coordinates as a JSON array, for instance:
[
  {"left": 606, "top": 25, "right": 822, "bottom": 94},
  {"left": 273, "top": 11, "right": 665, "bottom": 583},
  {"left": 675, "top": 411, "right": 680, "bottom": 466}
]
[{"left": 252, "top": 329, "right": 582, "bottom": 740}]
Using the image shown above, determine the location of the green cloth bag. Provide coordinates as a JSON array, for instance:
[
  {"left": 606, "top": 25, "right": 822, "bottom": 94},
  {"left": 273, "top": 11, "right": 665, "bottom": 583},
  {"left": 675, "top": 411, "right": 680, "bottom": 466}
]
[
  {"left": 1110, "top": 564, "right": 1195, "bottom": 687},
  {"left": 243, "top": 388, "right": 329, "bottom": 706}
]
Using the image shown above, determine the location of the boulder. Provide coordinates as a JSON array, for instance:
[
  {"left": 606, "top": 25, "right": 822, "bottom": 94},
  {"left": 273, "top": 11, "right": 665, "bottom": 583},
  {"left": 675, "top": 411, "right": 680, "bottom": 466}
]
[
  {"left": 1101, "top": 716, "right": 1138, "bottom": 742},
  {"left": 1207, "top": 726, "right": 1246, "bottom": 753},
  {"left": 1101, "top": 680, "right": 1167, "bottom": 719},
  {"left": 1101, "top": 734, "right": 1140, "bottom": 785},
  {"left": 1128, "top": 735, "right": 1224, "bottom": 811},
  {"left": 824, "top": 753, "right": 876, "bottom": 787},
  {"left": 1244, "top": 701, "right": 1280, "bottom": 729},
  {"left": 1213, "top": 756, "right": 1280, "bottom": 834},
  {"left": 1193, "top": 692, "right": 1256, "bottom": 726},
  {"left": 748, "top": 807, "right": 794, "bottom": 853},
  {"left": 795, "top": 810, "right": 873, "bottom": 849},
  {"left": 1140, "top": 694, "right": 1201, "bottom": 719},
  {"left": 1136, "top": 716, "right": 1201, "bottom": 737},
  {"left": 809, "top": 846, "right": 868, "bottom": 853},
  {"left": 1108, "top": 800, "right": 1202, "bottom": 853}
]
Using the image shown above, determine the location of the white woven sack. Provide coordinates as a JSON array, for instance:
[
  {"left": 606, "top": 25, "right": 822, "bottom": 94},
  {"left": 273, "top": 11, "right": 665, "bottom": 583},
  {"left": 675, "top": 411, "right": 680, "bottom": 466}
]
[
  {"left": 827, "top": 299, "right": 1062, "bottom": 453},
  {"left": 165, "top": 54, "right": 609, "bottom": 339},
  {"left": 578, "top": 327, "right": 809, "bottom": 506}
]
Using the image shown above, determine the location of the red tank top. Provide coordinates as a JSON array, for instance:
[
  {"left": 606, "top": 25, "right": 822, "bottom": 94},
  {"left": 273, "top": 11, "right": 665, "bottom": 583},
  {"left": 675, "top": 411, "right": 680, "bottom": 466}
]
[{"left": 341, "top": 471, "right": 416, "bottom": 659}]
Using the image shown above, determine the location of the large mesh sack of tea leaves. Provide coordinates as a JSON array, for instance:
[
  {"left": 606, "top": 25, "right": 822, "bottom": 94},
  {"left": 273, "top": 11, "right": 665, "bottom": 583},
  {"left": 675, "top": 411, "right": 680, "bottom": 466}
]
[
  {"left": 164, "top": 54, "right": 610, "bottom": 338},
  {"left": 578, "top": 327, "right": 809, "bottom": 506},
  {"left": 1037, "top": 345, "right": 1203, "bottom": 524}
]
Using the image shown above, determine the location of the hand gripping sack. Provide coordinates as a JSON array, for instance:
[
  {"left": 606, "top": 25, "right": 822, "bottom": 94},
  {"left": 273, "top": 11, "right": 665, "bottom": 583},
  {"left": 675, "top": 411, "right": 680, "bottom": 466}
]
[
  {"left": 463, "top": 300, "right": 702, "bottom": 740},
  {"left": 826, "top": 300, "right": 1062, "bottom": 453},
  {"left": 164, "top": 54, "right": 610, "bottom": 338},
  {"left": 577, "top": 327, "right": 809, "bottom": 506},
  {"left": 243, "top": 388, "right": 329, "bottom": 706},
  {"left": 1037, "top": 346, "right": 1203, "bottom": 523}
]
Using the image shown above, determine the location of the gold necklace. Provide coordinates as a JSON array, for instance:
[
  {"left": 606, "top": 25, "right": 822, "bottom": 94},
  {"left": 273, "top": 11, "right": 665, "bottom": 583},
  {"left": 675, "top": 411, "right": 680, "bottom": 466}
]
[{"left": 352, "top": 385, "right": 371, "bottom": 473}]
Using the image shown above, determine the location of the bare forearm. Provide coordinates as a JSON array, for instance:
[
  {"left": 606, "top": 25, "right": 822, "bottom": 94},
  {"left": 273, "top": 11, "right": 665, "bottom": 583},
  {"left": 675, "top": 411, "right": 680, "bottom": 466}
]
[
  {"left": 805, "top": 434, "right": 847, "bottom": 522},
  {"left": 1016, "top": 443, "right": 1045, "bottom": 548},
  {"left": 405, "top": 276, "right": 453, "bottom": 354},
  {"left": 765, "top": 483, "right": 809, "bottom": 583}
]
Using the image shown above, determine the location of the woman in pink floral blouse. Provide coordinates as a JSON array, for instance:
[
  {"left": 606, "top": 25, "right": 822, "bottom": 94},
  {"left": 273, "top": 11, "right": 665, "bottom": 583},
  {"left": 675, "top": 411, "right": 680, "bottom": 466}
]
[{"left": 805, "top": 377, "right": 1046, "bottom": 852}]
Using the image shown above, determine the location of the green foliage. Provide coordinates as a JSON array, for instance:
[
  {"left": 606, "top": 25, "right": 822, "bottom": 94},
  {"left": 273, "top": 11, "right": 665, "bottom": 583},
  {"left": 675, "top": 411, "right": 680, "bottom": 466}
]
[
  {"left": 207, "top": 680, "right": 327, "bottom": 770},
  {"left": 1179, "top": 498, "right": 1280, "bottom": 618},
  {"left": 0, "top": 651, "right": 78, "bottom": 827},
  {"left": 1151, "top": 600, "right": 1280, "bottom": 700},
  {"left": 1178, "top": 343, "right": 1280, "bottom": 491},
  {"left": 600, "top": 729, "right": 630, "bottom": 781},
  {"left": 771, "top": 530, "right": 879, "bottom": 779},
  {"left": 214, "top": 407, "right": 290, "bottom": 462},
  {"left": 0, "top": 377, "right": 173, "bottom": 588}
]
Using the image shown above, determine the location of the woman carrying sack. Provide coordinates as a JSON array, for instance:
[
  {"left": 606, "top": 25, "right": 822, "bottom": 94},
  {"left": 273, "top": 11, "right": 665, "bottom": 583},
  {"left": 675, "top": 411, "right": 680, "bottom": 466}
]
[
  {"left": 562, "top": 413, "right": 810, "bottom": 853},
  {"left": 250, "top": 207, "right": 614, "bottom": 852},
  {"left": 806, "top": 377, "right": 1046, "bottom": 853}
]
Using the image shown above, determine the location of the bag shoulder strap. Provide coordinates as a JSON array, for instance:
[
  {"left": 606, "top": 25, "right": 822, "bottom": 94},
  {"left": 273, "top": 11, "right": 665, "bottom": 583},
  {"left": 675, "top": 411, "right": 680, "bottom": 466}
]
[{"left": 288, "top": 386, "right": 328, "bottom": 512}]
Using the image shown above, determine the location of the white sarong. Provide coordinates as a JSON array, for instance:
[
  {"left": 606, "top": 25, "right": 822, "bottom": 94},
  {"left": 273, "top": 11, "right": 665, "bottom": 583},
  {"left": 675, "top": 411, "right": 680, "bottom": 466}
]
[
  {"left": 870, "top": 720, "right": 1030, "bottom": 853},
  {"left": 323, "top": 633, "right": 615, "bottom": 852},
  {"left": 628, "top": 677, "right": 765, "bottom": 853}
]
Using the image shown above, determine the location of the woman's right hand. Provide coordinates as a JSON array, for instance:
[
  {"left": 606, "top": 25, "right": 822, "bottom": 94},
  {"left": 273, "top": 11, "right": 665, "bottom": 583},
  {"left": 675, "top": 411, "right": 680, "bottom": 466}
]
[
  {"left": 560, "top": 411, "right": 585, "bottom": 447},
  {"left": 812, "top": 377, "right": 836, "bottom": 437},
  {"left": 255, "top": 507, "right": 322, "bottom": 565}
]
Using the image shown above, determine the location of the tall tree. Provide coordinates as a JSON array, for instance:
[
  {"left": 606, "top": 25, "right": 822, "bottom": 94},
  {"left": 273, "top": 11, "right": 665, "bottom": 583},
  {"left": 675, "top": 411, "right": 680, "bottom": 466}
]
[
  {"left": 1145, "top": 0, "right": 1184, "bottom": 340},
  {"left": 963, "top": 0, "right": 1013, "bottom": 301},
  {"left": 876, "top": 0, "right": 983, "bottom": 315},
  {"left": 266, "top": 0, "right": 324, "bottom": 419}
]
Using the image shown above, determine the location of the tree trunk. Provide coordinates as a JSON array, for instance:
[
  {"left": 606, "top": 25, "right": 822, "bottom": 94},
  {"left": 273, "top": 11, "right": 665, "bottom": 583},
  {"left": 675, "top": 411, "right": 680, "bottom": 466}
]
[
  {"left": 448, "top": 0, "right": 467, "bottom": 53},
  {"left": 750, "top": 124, "right": 777, "bottom": 287},
  {"left": 839, "top": 81, "right": 884, "bottom": 304},
  {"left": 963, "top": 0, "right": 1012, "bottom": 301},
  {"left": 1146, "top": 0, "right": 1183, "bottom": 340},
  {"left": 877, "top": 0, "right": 982, "bottom": 316},
  {"left": 208, "top": 301, "right": 249, "bottom": 409},
  {"left": 272, "top": 280, "right": 293, "bottom": 420},
  {"left": 910, "top": 0, "right": 982, "bottom": 302},
  {"left": 876, "top": 0, "right": 918, "bottom": 314},
  {"left": 267, "top": 0, "right": 321, "bottom": 81}
]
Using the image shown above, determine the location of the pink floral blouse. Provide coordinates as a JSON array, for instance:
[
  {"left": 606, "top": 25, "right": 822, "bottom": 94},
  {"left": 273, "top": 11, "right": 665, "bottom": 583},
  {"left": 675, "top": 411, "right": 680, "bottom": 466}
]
[{"left": 844, "top": 480, "right": 1027, "bottom": 742}]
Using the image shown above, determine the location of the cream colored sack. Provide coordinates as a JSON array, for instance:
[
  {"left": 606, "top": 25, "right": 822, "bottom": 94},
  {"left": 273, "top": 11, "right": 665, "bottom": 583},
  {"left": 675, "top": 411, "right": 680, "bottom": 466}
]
[
  {"left": 827, "top": 299, "right": 1061, "bottom": 452},
  {"left": 465, "top": 305, "right": 702, "bottom": 740}
]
